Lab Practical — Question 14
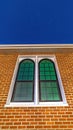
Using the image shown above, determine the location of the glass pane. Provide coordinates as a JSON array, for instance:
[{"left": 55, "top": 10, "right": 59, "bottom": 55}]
[
  {"left": 51, "top": 75, "right": 56, "bottom": 80},
  {"left": 45, "top": 71, "right": 51, "bottom": 75},
  {"left": 50, "top": 71, "right": 55, "bottom": 75},
  {"left": 17, "top": 60, "right": 34, "bottom": 81},
  {"left": 39, "top": 59, "right": 57, "bottom": 81},
  {"left": 53, "top": 94, "right": 60, "bottom": 100},
  {"left": 12, "top": 82, "right": 33, "bottom": 102},
  {"left": 52, "top": 87, "right": 58, "bottom": 93},
  {"left": 49, "top": 67, "right": 54, "bottom": 71},
  {"left": 40, "top": 75, "right": 45, "bottom": 80},
  {"left": 40, "top": 81, "right": 60, "bottom": 101},
  {"left": 45, "top": 76, "right": 51, "bottom": 80}
]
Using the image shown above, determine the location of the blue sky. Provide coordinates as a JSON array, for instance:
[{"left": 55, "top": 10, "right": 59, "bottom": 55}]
[{"left": 0, "top": 0, "right": 73, "bottom": 44}]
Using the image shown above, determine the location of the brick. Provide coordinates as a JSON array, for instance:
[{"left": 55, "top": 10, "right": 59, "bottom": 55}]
[
  {"left": 55, "top": 122, "right": 62, "bottom": 124},
  {"left": 68, "top": 125, "right": 73, "bottom": 128},
  {"left": 66, "top": 111, "right": 72, "bottom": 114},
  {"left": 22, "top": 121, "right": 29, "bottom": 125},
  {"left": 52, "top": 125, "right": 60, "bottom": 128},
  {"left": 10, "top": 118, "right": 18, "bottom": 121},
  {"left": 60, "top": 125, "right": 68, "bottom": 128},
  {"left": 5, "top": 122, "right": 13, "bottom": 125},
  {"left": 35, "top": 125, "right": 43, "bottom": 128},
  {"left": 47, "top": 122, "right": 54, "bottom": 125},
  {"left": 44, "top": 126, "right": 52, "bottom": 128},
  {"left": 7, "top": 115, "right": 14, "bottom": 118},
  {"left": 0, "top": 122, "right": 4, "bottom": 125},
  {"left": 14, "top": 122, "right": 21, "bottom": 125},
  {"left": 63, "top": 121, "right": 70, "bottom": 124},
  {"left": 2, "top": 126, "right": 9, "bottom": 129},
  {"left": 10, "top": 126, "right": 17, "bottom": 129},
  {"left": 30, "top": 121, "right": 37, "bottom": 125},
  {"left": 27, "top": 118, "right": 34, "bottom": 121},
  {"left": 38, "top": 122, "right": 46, "bottom": 125},
  {"left": 27, "top": 126, "right": 34, "bottom": 128},
  {"left": 18, "top": 126, "right": 26, "bottom": 128}
]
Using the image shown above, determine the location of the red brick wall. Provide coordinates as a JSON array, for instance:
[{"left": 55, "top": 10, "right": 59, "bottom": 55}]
[{"left": 0, "top": 52, "right": 73, "bottom": 130}]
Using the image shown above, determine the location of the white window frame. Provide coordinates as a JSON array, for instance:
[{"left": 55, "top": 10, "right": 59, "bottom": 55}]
[{"left": 5, "top": 55, "right": 68, "bottom": 107}]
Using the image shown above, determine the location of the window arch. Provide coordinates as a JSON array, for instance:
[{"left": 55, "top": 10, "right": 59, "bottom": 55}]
[
  {"left": 39, "top": 59, "right": 62, "bottom": 102},
  {"left": 11, "top": 59, "right": 35, "bottom": 102}
]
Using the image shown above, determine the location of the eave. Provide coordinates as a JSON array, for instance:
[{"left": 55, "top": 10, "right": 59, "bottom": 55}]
[
  {"left": 0, "top": 44, "right": 73, "bottom": 49},
  {"left": 0, "top": 44, "right": 73, "bottom": 53}
]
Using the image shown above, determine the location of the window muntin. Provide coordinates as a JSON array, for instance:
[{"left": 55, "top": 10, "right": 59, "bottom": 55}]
[
  {"left": 11, "top": 59, "right": 35, "bottom": 102},
  {"left": 39, "top": 59, "right": 62, "bottom": 102}
]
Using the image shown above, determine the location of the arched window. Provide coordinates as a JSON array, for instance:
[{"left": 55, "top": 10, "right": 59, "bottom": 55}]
[
  {"left": 5, "top": 56, "right": 68, "bottom": 107},
  {"left": 11, "top": 59, "right": 35, "bottom": 102},
  {"left": 39, "top": 59, "right": 62, "bottom": 102}
]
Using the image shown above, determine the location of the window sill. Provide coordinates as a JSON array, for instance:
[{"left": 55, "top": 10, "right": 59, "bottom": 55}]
[{"left": 5, "top": 102, "right": 68, "bottom": 107}]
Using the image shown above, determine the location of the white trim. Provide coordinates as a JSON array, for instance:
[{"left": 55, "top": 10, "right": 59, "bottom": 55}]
[
  {"left": 5, "top": 55, "right": 68, "bottom": 107},
  {"left": 0, "top": 44, "right": 73, "bottom": 49},
  {"left": 6, "top": 57, "right": 19, "bottom": 105},
  {"left": 54, "top": 58, "right": 67, "bottom": 104},
  {"left": 34, "top": 56, "right": 39, "bottom": 105},
  {"left": 5, "top": 102, "right": 68, "bottom": 107}
]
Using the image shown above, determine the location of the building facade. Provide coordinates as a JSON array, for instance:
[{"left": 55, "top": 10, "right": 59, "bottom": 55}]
[{"left": 0, "top": 44, "right": 73, "bottom": 130}]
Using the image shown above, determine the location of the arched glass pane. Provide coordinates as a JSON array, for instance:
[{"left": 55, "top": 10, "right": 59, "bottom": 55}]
[
  {"left": 39, "top": 59, "right": 62, "bottom": 101},
  {"left": 17, "top": 60, "right": 34, "bottom": 81},
  {"left": 11, "top": 59, "right": 35, "bottom": 102},
  {"left": 40, "top": 59, "right": 56, "bottom": 80}
]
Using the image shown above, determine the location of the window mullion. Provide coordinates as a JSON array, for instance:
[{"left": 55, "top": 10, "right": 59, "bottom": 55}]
[{"left": 34, "top": 56, "right": 39, "bottom": 105}]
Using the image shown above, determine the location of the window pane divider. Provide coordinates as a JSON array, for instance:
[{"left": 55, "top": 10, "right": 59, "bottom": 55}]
[{"left": 34, "top": 56, "right": 39, "bottom": 105}]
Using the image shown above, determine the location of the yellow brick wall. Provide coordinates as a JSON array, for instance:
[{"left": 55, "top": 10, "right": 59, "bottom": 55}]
[{"left": 0, "top": 51, "right": 73, "bottom": 130}]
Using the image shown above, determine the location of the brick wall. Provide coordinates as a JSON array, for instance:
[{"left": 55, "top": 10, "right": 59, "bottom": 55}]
[{"left": 0, "top": 51, "right": 73, "bottom": 130}]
